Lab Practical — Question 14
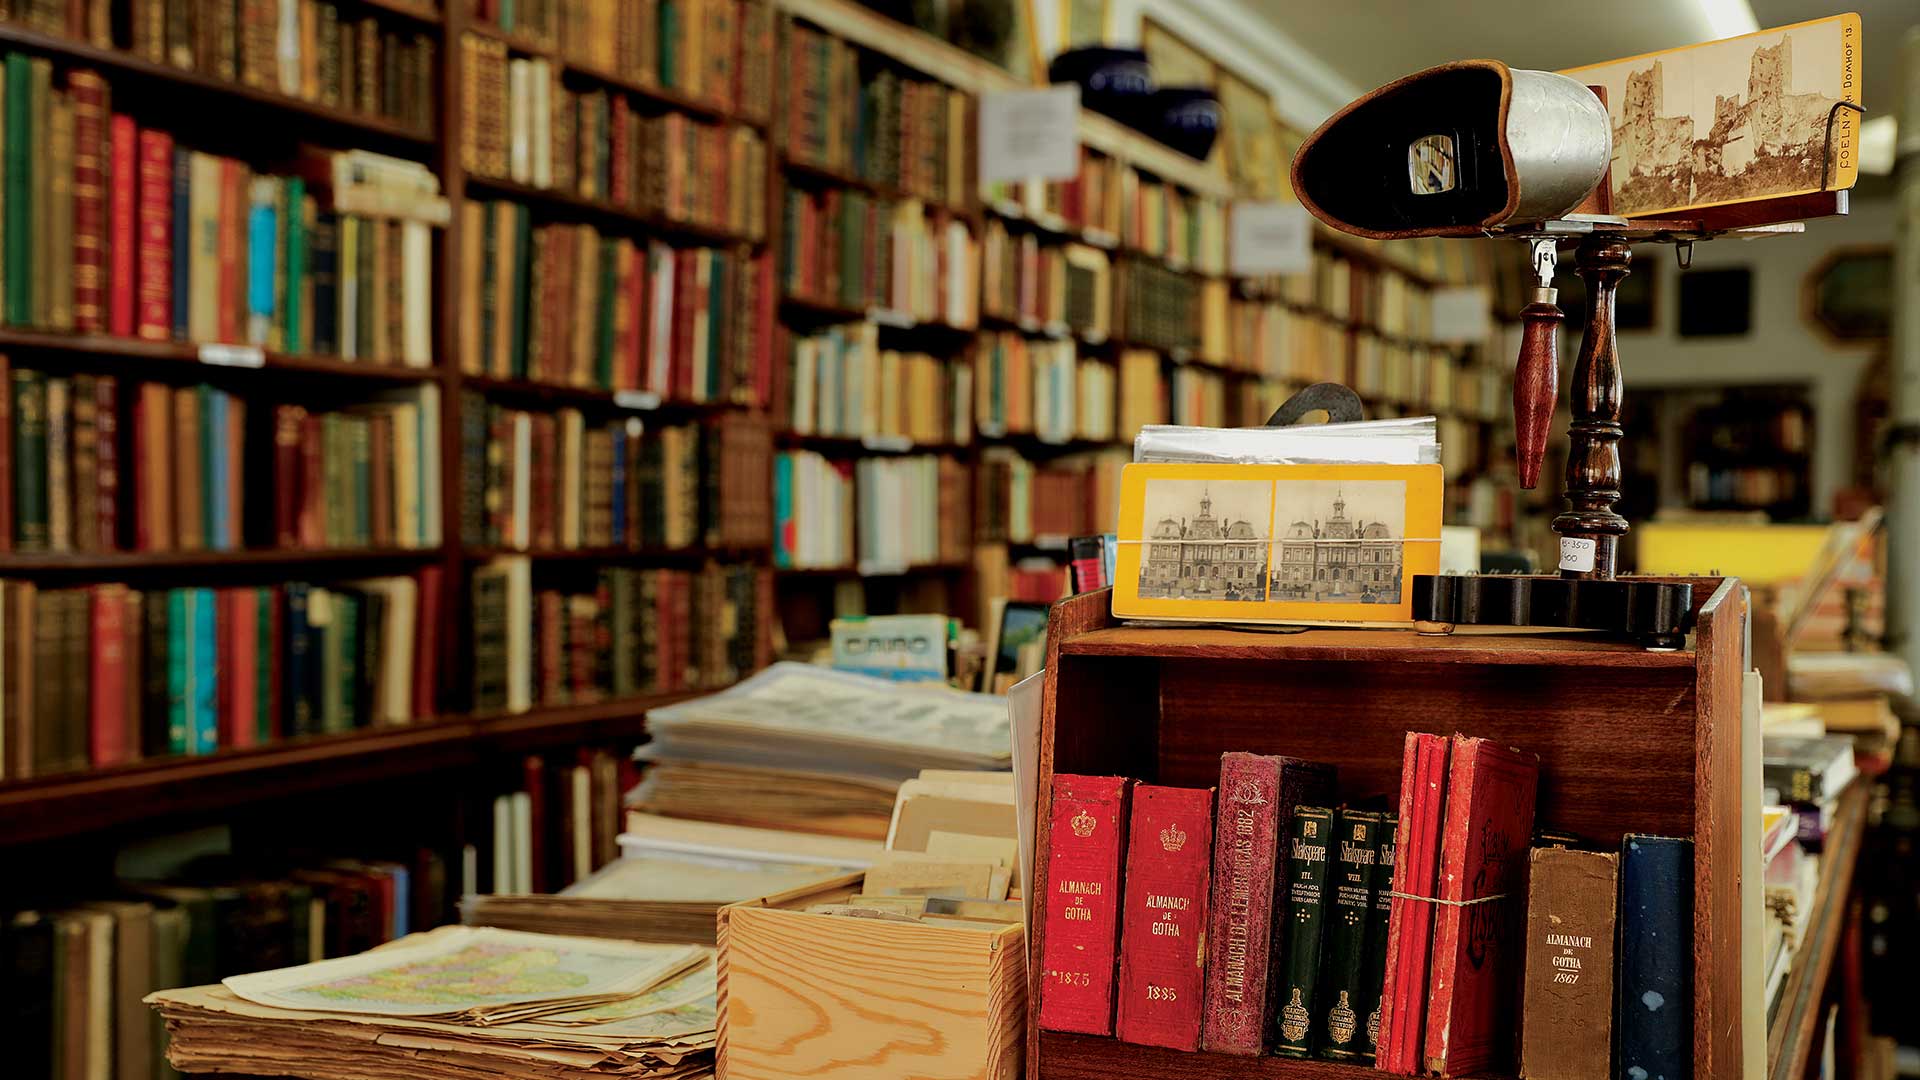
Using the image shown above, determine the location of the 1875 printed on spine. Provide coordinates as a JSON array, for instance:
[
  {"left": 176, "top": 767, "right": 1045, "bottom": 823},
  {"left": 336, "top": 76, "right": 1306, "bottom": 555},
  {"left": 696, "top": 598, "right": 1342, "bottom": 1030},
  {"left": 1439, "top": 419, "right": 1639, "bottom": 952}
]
[{"left": 1039, "top": 774, "right": 1134, "bottom": 1036}]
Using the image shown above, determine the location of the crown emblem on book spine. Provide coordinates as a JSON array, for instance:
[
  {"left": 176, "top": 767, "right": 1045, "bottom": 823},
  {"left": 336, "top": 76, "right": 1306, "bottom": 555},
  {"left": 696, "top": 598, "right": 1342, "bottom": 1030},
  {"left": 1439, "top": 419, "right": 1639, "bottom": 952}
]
[
  {"left": 1280, "top": 987, "right": 1309, "bottom": 1043},
  {"left": 1235, "top": 779, "right": 1267, "bottom": 806},
  {"left": 1328, "top": 991, "right": 1357, "bottom": 1045},
  {"left": 1366, "top": 1004, "right": 1382, "bottom": 1050},
  {"left": 1071, "top": 809, "right": 1096, "bottom": 838},
  {"left": 1160, "top": 822, "right": 1186, "bottom": 852}
]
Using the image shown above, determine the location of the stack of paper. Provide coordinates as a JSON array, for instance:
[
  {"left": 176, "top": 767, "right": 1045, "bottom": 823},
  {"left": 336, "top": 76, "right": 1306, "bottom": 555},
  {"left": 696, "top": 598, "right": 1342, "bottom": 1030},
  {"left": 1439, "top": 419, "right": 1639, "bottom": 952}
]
[
  {"left": 461, "top": 857, "right": 858, "bottom": 944},
  {"left": 149, "top": 927, "right": 718, "bottom": 1080},
  {"left": 1133, "top": 416, "right": 1440, "bottom": 465}
]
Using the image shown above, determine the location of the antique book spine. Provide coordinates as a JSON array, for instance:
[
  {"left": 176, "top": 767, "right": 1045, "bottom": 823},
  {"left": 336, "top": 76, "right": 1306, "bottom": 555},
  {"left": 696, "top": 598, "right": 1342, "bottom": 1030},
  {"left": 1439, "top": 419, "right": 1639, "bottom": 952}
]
[
  {"left": 1358, "top": 813, "right": 1398, "bottom": 1060},
  {"left": 1616, "top": 835, "right": 1693, "bottom": 1080},
  {"left": 70, "top": 375, "right": 96, "bottom": 553},
  {"left": 1272, "top": 805, "right": 1334, "bottom": 1056},
  {"left": 1423, "top": 736, "right": 1540, "bottom": 1076},
  {"left": 1114, "top": 783, "right": 1215, "bottom": 1050},
  {"left": 12, "top": 369, "right": 46, "bottom": 551},
  {"left": 94, "top": 376, "right": 116, "bottom": 550},
  {"left": 45, "top": 378, "right": 70, "bottom": 552},
  {"left": 1038, "top": 773, "right": 1134, "bottom": 1036},
  {"left": 1377, "top": 731, "right": 1449, "bottom": 1074},
  {"left": 139, "top": 588, "right": 168, "bottom": 757},
  {"left": 72, "top": 72, "right": 109, "bottom": 336},
  {"left": 108, "top": 114, "right": 139, "bottom": 337},
  {"left": 1518, "top": 847, "right": 1618, "bottom": 1080},
  {"left": 0, "top": 356, "right": 10, "bottom": 555},
  {"left": 2, "top": 55, "right": 28, "bottom": 328},
  {"left": 88, "top": 584, "right": 129, "bottom": 767},
  {"left": 1318, "top": 809, "right": 1381, "bottom": 1059},
  {"left": 47, "top": 86, "right": 74, "bottom": 331}
]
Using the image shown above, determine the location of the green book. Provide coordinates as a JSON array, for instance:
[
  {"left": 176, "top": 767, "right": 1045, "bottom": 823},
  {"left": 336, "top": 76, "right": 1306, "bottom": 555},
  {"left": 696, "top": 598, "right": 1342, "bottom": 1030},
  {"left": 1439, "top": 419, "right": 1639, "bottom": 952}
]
[
  {"left": 335, "top": 590, "right": 360, "bottom": 728},
  {"left": 284, "top": 178, "right": 306, "bottom": 353},
  {"left": 28, "top": 58, "right": 49, "bottom": 327},
  {"left": 255, "top": 585, "right": 275, "bottom": 744},
  {"left": 4, "top": 53, "right": 30, "bottom": 325},
  {"left": 166, "top": 589, "right": 191, "bottom": 754},
  {"left": 707, "top": 252, "right": 726, "bottom": 400},
  {"left": 1316, "top": 809, "right": 1381, "bottom": 1059},
  {"left": 1273, "top": 805, "right": 1334, "bottom": 1057},
  {"left": 477, "top": 201, "right": 497, "bottom": 367},
  {"left": 349, "top": 417, "right": 370, "bottom": 545},
  {"left": 12, "top": 368, "right": 46, "bottom": 550},
  {"left": 355, "top": 218, "right": 374, "bottom": 358},
  {"left": 321, "top": 415, "right": 345, "bottom": 545},
  {"left": 1357, "top": 814, "right": 1398, "bottom": 1060},
  {"left": 609, "top": 569, "right": 634, "bottom": 698},
  {"left": 151, "top": 905, "right": 188, "bottom": 1080},
  {"left": 659, "top": 0, "right": 679, "bottom": 89},
  {"left": 509, "top": 205, "right": 532, "bottom": 379},
  {"left": 313, "top": 587, "right": 343, "bottom": 733},
  {"left": 595, "top": 238, "right": 616, "bottom": 390}
]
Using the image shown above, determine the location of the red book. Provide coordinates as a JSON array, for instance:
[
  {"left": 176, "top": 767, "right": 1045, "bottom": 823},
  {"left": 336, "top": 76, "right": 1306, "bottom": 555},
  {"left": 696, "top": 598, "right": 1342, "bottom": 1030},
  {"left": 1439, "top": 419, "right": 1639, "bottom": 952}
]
[
  {"left": 1377, "top": 732, "right": 1450, "bottom": 1075},
  {"left": 1037, "top": 773, "right": 1133, "bottom": 1037},
  {"left": 94, "top": 377, "right": 117, "bottom": 550},
  {"left": 216, "top": 159, "right": 242, "bottom": 343},
  {"left": 107, "top": 114, "right": 137, "bottom": 336},
  {"left": 1200, "top": 752, "right": 1337, "bottom": 1055},
  {"left": 609, "top": 95, "right": 631, "bottom": 207},
  {"left": 1115, "top": 784, "right": 1215, "bottom": 1050},
  {"left": 88, "top": 585, "right": 130, "bottom": 766},
  {"left": 299, "top": 413, "right": 323, "bottom": 547},
  {"left": 537, "top": 590, "right": 562, "bottom": 705},
  {"left": 70, "top": 70, "right": 109, "bottom": 335},
  {"left": 1422, "top": 736, "right": 1540, "bottom": 1076},
  {"left": 412, "top": 565, "right": 441, "bottom": 722},
  {"left": 531, "top": 413, "right": 555, "bottom": 550},
  {"left": 224, "top": 587, "right": 258, "bottom": 749},
  {"left": 273, "top": 405, "right": 304, "bottom": 546},
  {"left": 214, "top": 588, "right": 236, "bottom": 746},
  {"left": 135, "top": 128, "right": 173, "bottom": 340},
  {"left": 523, "top": 754, "right": 548, "bottom": 892}
]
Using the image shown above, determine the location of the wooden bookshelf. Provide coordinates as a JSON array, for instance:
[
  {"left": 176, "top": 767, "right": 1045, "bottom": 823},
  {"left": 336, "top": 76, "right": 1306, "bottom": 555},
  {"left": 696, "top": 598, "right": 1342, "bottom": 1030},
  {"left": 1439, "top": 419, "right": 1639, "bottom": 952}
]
[
  {"left": 0, "top": 328, "right": 439, "bottom": 384},
  {"left": 458, "top": 23, "right": 753, "bottom": 128},
  {"left": 1767, "top": 779, "right": 1869, "bottom": 1080},
  {"left": 0, "top": 546, "right": 446, "bottom": 574},
  {"left": 1030, "top": 583, "right": 1750, "bottom": 1080},
  {"left": 465, "top": 174, "right": 766, "bottom": 248}
]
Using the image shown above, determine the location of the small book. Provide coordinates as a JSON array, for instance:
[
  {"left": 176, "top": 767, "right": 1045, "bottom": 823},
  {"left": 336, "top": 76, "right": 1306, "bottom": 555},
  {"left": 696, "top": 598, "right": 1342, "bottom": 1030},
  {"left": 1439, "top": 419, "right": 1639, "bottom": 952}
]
[
  {"left": 1317, "top": 809, "right": 1380, "bottom": 1059},
  {"left": 1357, "top": 813, "right": 1398, "bottom": 1060},
  {"left": 1618, "top": 834, "right": 1693, "bottom": 1080},
  {"left": 1518, "top": 847, "right": 1619, "bottom": 1080},
  {"left": 1376, "top": 732, "right": 1451, "bottom": 1075},
  {"left": 1114, "top": 784, "right": 1214, "bottom": 1050},
  {"left": 1271, "top": 805, "right": 1334, "bottom": 1056},
  {"left": 1200, "top": 751, "right": 1336, "bottom": 1055},
  {"left": 1423, "top": 735, "right": 1540, "bottom": 1076},
  {"left": 1037, "top": 774, "right": 1133, "bottom": 1036}
]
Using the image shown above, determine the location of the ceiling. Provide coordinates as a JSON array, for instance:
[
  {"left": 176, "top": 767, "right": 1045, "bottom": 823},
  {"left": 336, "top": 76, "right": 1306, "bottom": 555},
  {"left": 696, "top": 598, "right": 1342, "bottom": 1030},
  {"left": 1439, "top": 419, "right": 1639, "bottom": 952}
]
[{"left": 1254, "top": 0, "right": 1916, "bottom": 123}]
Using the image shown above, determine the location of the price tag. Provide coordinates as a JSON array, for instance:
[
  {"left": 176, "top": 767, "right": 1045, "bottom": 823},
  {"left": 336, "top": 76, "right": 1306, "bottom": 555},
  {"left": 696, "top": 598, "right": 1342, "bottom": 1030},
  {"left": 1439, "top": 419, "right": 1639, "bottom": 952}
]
[
  {"left": 1229, "top": 201, "right": 1311, "bottom": 276},
  {"left": 613, "top": 389, "right": 662, "bottom": 411},
  {"left": 978, "top": 86, "right": 1081, "bottom": 185},
  {"left": 1034, "top": 533, "right": 1070, "bottom": 552},
  {"left": 1083, "top": 228, "right": 1119, "bottom": 250},
  {"left": 199, "top": 343, "right": 265, "bottom": 368},
  {"left": 860, "top": 433, "right": 913, "bottom": 453},
  {"left": 1558, "top": 536, "right": 1597, "bottom": 573},
  {"left": 867, "top": 308, "right": 916, "bottom": 329}
]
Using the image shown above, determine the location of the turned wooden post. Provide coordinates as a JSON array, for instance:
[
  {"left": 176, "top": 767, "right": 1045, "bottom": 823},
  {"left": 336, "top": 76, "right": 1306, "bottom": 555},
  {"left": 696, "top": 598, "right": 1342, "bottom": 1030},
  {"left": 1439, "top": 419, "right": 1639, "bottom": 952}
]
[{"left": 1553, "top": 235, "right": 1631, "bottom": 579}]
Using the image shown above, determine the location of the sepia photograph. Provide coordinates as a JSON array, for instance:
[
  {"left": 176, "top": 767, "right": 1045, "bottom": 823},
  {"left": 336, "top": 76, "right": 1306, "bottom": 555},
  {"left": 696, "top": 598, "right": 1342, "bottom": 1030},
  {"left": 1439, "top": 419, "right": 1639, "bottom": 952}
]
[
  {"left": 1269, "top": 481, "right": 1407, "bottom": 605},
  {"left": 1138, "top": 479, "right": 1272, "bottom": 602}
]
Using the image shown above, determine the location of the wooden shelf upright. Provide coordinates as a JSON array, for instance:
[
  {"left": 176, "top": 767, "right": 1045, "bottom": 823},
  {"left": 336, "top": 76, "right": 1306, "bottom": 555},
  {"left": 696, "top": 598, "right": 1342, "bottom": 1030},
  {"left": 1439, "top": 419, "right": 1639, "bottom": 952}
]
[{"left": 1026, "top": 580, "right": 1750, "bottom": 1080}]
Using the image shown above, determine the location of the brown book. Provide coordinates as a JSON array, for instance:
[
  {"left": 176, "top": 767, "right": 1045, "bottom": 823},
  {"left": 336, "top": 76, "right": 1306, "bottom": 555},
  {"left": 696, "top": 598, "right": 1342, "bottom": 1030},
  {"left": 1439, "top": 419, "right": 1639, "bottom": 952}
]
[
  {"left": 70, "top": 375, "right": 96, "bottom": 553},
  {"left": 225, "top": 393, "right": 245, "bottom": 550},
  {"left": 137, "top": 382, "right": 173, "bottom": 551},
  {"left": 47, "top": 88, "right": 75, "bottom": 331},
  {"left": 1518, "top": 847, "right": 1619, "bottom": 1080},
  {"left": 173, "top": 387, "right": 203, "bottom": 550},
  {"left": 68, "top": 70, "right": 109, "bottom": 335},
  {"left": 31, "top": 588, "right": 66, "bottom": 776},
  {"left": 46, "top": 378, "right": 71, "bottom": 552},
  {"left": 4, "top": 581, "right": 33, "bottom": 779},
  {"left": 0, "top": 354, "right": 11, "bottom": 553},
  {"left": 82, "top": 900, "right": 155, "bottom": 1080}
]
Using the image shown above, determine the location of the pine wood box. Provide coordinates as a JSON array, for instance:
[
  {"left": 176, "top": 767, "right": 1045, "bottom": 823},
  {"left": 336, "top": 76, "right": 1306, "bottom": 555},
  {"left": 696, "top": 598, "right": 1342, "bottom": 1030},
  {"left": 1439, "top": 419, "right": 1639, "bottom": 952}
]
[{"left": 716, "top": 894, "right": 1026, "bottom": 1080}]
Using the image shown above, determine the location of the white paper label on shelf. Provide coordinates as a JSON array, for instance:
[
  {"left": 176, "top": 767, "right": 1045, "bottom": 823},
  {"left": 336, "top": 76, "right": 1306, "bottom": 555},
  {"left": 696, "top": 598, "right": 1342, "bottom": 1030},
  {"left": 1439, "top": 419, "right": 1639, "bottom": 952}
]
[
  {"left": 992, "top": 198, "right": 1026, "bottom": 220},
  {"left": 1558, "top": 536, "right": 1597, "bottom": 573},
  {"left": 978, "top": 86, "right": 1081, "bottom": 184},
  {"left": 1229, "top": 201, "right": 1311, "bottom": 276},
  {"left": 199, "top": 343, "right": 265, "bottom": 368},
  {"left": 857, "top": 560, "right": 909, "bottom": 577},
  {"left": 1083, "top": 228, "right": 1119, "bottom": 250},
  {"left": 860, "top": 433, "right": 913, "bottom": 453},
  {"left": 1430, "top": 286, "right": 1494, "bottom": 343},
  {"left": 867, "top": 307, "right": 916, "bottom": 329},
  {"left": 1034, "top": 534, "right": 1070, "bottom": 552},
  {"left": 1081, "top": 329, "right": 1108, "bottom": 346},
  {"left": 1043, "top": 321, "right": 1071, "bottom": 340},
  {"left": 613, "top": 390, "right": 661, "bottom": 411}
]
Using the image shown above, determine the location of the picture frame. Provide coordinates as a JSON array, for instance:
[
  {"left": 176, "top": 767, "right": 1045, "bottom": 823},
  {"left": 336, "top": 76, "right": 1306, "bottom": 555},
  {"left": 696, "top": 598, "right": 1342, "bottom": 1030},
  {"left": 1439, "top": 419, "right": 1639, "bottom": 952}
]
[
  {"left": 1215, "top": 65, "right": 1283, "bottom": 200},
  {"left": 1139, "top": 18, "right": 1216, "bottom": 88},
  {"left": 1057, "top": 0, "right": 1110, "bottom": 50},
  {"left": 1804, "top": 246, "right": 1892, "bottom": 342}
]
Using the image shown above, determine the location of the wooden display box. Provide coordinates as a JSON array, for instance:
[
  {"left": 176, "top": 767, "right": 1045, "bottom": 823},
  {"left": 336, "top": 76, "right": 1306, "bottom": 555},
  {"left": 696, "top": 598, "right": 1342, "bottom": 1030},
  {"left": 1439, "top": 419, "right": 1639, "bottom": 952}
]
[
  {"left": 717, "top": 879, "right": 1026, "bottom": 1080},
  {"left": 1026, "top": 581, "right": 1747, "bottom": 1080}
]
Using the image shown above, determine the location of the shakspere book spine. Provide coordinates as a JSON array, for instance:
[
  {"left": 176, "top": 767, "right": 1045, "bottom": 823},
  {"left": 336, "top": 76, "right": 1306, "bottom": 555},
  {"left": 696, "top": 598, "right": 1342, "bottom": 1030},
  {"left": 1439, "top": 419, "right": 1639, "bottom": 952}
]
[
  {"left": 1039, "top": 773, "right": 1134, "bottom": 1036},
  {"left": 1617, "top": 835, "right": 1692, "bottom": 1080},
  {"left": 1517, "top": 847, "right": 1618, "bottom": 1080},
  {"left": 1423, "top": 736, "right": 1541, "bottom": 1077},
  {"left": 1114, "top": 783, "right": 1215, "bottom": 1051},
  {"left": 1198, "top": 751, "right": 1336, "bottom": 1055},
  {"left": 1358, "top": 813, "right": 1398, "bottom": 1059},
  {"left": 1378, "top": 731, "right": 1449, "bottom": 1075},
  {"left": 1272, "top": 804, "right": 1334, "bottom": 1056},
  {"left": 1318, "top": 809, "right": 1381, "bottom": 1059}
]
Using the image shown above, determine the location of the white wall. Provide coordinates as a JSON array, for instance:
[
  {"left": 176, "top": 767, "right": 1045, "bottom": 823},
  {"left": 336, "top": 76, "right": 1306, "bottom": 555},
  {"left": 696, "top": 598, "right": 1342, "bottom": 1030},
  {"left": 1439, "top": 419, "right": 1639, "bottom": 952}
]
[{"left": 1616, "top": 194, "right": 1893, "bottom": 515}]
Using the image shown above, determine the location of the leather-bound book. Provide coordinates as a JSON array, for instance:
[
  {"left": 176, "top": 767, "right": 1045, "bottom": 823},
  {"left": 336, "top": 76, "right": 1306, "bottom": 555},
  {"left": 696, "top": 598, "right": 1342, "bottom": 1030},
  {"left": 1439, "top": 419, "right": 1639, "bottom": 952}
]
[
  {"left": 1617, "top": 835, "right": 1692, "bottom": 1080},
  {"left": 1518, "top": 847, "right": 1618, "bottom": 1080},
  {"left": 135, "top": 128, "right": 173, "bottom": 341},
  {"left": 70, "top": 71, "right": 108, "bottom": 336},
  {"left": 88, "top": 584, "right": 131, "bottom": 767},
  {"left": 93, "top": 377, "right": 116, "bottom": 550},
  {"left": 1272, "top": 805, "right": 1334, "bottom": 1056},
  {"left": 1199, "top": 751, "right": 1336, "bottom": 1055},
  {"left": 1377, "top": 731, "right": 1451, "bottom": 1074},
  {"left": 1357, "top": 813, "right": 1398, "bottom": 1059},
  {"left": 1038, "top": 773, "right": 1133, "bottom": 1036},
  {"left": 1318, "top": 809, "right": 1381, "bottom": 1059},
  {"left": 107, "top": 113, "right": 138, "bottom": 338},
  {"left": 1115, "top": 784, "right": 1215, "bottom": 1050},
  {"left": 1423, "top": 736, "right": 1540, "bottom": 1076}
]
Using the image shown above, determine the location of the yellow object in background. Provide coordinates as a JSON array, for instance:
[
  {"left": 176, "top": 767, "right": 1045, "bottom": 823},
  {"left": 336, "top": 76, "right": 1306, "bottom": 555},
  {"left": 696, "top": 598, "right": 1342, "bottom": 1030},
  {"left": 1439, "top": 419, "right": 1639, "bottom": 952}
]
[{"left": 1635, "top": 523, "right": 1834, "bottom": 585}]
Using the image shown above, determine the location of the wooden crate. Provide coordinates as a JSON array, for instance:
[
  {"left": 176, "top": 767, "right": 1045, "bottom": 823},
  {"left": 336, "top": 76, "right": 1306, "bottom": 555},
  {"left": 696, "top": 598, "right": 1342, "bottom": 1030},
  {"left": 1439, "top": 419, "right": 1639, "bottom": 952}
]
[
  {"left": 717, "top": 902, "right": 1026, "bottom": 1080},
  {"left": 1026, "top": 580, "right": 1747, "bottom": 1080}
]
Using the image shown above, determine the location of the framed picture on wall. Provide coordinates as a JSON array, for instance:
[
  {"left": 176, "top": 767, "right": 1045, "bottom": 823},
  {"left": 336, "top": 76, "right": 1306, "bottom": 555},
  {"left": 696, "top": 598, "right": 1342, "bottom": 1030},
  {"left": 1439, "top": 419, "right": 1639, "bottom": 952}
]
[
  {"left": 1678, "top": 267, "right": 1753, "bottom": 337},
  {"left": 1057, "top": 0, "right": 1109, "bottom": 49},
  {"left": 1216, "top": 65, "right": 1283, "bottom": 200},
  {"left": 1805, "top": 246, "right": 1892, "bottom": 342}
]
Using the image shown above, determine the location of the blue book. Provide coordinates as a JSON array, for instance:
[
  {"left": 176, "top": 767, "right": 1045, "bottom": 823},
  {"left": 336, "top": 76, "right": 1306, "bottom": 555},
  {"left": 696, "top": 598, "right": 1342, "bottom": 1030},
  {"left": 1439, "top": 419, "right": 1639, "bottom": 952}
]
[
  {"left": 610, "top": 422, "right": 628, "bottom": 546},
  {"left": 171, "top": 147, "right": 191, "bottom": 340},
  {"left": 1617, "top": 834, "right": 1693, "bottom": 1080},
  {"left": 167, "top": 589, "right": 191, "bottom": 754},
  {"left": 186, "top": 584, "right": 216, "bottom": 753},
  {"left": 285, "top": 582, "right": 314, "bottom": 736},
  {"left": 706, "top": 254, "right": 726, "bottom": 400},
  {"left": 203, "top": 388, "right": 229, "bottom": 551},
  {"left": 247, "top": 187, "right": 277, "bottom": 342}
]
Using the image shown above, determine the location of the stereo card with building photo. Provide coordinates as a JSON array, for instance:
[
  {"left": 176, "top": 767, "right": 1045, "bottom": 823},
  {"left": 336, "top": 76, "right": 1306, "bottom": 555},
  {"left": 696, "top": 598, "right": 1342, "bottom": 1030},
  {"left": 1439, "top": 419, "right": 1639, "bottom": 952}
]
[{"left": 1111, "top": 462, "right": 1443, "bottom": 625}]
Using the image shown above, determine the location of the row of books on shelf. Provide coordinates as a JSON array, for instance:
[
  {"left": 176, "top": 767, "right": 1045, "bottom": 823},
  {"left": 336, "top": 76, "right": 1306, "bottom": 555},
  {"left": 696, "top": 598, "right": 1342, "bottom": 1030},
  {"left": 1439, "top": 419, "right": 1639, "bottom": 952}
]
[
  {"left": 467, "top": 558, "right": 770, "bottom": 714},
  {"left": 1227, "top": 302, "right": 1505, "bottom": 420},
  {"left": 30, "top": 0, "right": 437, "bottom": 132},
  {"left": 976, "top": 446, "right": 1119, "bottom": 548},
  {"left": 1041, "top": 736, "right": 1691, "bottom": 1080},
  {"left": 458, "top": 403, "right": 770, "bottom": 552},
  {"left": 783, "top": 322, "right": 972, "bottom": 446},
  {"left": 456, "top": 204, "right": 772, "bottom": 402},
  {"left": 463, "top": 39, "right": 770, "bottom": 239},
  {"left": 2, "top": 365, "right": 440, "bottom": 554},
  {"left": 1122, "top": 260, "right": 1203, "bottom": 355},
  {"left": 3, "top": 846, "right": 453, "bottom": 1080},
  {"left": 973, "top": 333, "right": 1114, "bottom": 446},
  {"left": 482, "top": 749, "right": 633, "bottom": 897},
  {"left": 1687, "top": 463, "right": 1805, "bottom": 511},
  {"left": 983, "top": 154, "right": 1227, "bottom": 276},
  {"left": 979, "top": 224, "right": 1111, "bottom": 341},
  {"left": 469, "top": 0, "right": 775, "bottom": 121},
  {"left": 0, "top": 55, "right": 439, "bottom": 362},
  {"left": 779, "top": 188, "right": 978, "bottom": 328},
  {"left": 771, "top": 449, "right": 969, "bottom": 571},
  {"left": 0, "top": 571, "right": 439, "bottom": 781},
  {"left": 783, "top": 21, "right": 968, "bottom": 209}
]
